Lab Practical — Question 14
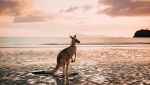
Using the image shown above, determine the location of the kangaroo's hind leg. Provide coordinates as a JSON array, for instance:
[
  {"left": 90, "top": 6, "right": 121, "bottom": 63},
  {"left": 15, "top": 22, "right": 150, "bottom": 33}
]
[
  {"left": 63, "top": 64, "right": 67, "bottom": 85},
  {"left": 66, "top": 62, "right": 70, "bottom": 82}
]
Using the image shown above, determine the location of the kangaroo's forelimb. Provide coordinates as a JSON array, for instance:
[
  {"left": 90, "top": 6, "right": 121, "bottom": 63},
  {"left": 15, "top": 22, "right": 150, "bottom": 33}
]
[{"left": 71, "top": 51, "right": 76, "bottom": 63}]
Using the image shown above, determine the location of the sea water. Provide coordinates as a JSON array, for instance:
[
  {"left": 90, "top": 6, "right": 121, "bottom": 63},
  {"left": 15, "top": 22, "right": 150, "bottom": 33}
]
[{"left": 0, "top": 37, "right": 150, "bottom": 48}]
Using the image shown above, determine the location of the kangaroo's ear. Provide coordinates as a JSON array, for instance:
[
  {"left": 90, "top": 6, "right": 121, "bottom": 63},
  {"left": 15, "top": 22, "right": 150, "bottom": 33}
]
[
  {"left": 70, "top": 35, "right": 74, "bottom": 39},
  {"left": 74, "top": 35, "right": 76, "bottom": 38}
]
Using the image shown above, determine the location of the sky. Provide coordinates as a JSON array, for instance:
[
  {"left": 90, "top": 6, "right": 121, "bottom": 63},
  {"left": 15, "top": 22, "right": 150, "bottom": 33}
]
[{"left": 0, "top": 0, "right": 150, "bottom": 37}]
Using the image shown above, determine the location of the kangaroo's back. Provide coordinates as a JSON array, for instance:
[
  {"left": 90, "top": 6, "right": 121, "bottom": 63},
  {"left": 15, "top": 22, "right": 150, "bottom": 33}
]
[{"left": 57, "top": 47, "right": 73, "bottom": 65}]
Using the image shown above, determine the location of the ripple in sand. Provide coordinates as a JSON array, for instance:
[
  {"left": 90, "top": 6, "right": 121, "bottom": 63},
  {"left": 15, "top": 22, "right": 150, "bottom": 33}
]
[
  {"left": 27, "top": 79, "right": 36, "bottom": 84},
  {"left": 13, "top": 76, "right": 21, "bottom": 81}
]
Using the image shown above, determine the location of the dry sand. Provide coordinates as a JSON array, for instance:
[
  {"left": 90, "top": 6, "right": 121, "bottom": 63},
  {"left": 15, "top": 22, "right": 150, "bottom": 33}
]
[{"left": 0, "top": 46, "right": 150, "bottom": 85}]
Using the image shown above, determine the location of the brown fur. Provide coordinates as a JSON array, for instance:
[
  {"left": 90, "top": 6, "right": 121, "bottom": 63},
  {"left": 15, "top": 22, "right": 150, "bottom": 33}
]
[{"left": 51, "top": 35, "right": 80, "bottom": 84}]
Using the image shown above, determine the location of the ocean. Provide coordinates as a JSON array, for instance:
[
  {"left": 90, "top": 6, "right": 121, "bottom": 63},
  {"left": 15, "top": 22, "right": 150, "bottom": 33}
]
[{"left": 0, "top": 37, "right": 150, "bottom": 48}]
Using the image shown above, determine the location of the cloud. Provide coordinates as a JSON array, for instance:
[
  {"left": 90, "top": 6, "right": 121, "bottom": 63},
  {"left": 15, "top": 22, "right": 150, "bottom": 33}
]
[
  {"left": 99, "top": 0, "right": 150, "bottom": 16},
  {"left": 0, "top": 0, "right": 32, "bottom": 24},
  {"left": 60, "top": 6, "right": 79, "bottom": 13},
  {"left": 14, "top": 11, "right": 56, "bottom": 23},
  {"left": 0, "top": 0, "right": 32, "bottom": 16},
  {"left": 82, "top": 5, "right": 93, "bottom": 11}
]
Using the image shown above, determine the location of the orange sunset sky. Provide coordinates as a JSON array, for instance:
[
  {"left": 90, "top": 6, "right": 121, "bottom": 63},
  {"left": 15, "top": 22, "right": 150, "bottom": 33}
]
[{"left": 0, "top": 0, "right": 150, "bottom": 37}]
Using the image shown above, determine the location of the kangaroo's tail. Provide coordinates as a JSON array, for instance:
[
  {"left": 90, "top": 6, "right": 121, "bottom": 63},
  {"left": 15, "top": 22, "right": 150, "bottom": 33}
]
[{"left": 50, "top": 64, "right": 60, "bottom": 74}]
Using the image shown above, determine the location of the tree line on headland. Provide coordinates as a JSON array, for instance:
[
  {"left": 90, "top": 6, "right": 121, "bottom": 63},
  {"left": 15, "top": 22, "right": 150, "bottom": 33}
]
[{"left": 133, "top": 28, "right": 150, "bottom": 37}]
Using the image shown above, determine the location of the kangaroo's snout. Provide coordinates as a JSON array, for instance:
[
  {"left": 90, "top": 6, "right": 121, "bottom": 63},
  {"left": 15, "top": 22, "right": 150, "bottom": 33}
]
[{"left": 75, "top": 39, "right": 80, "bottom": 43}]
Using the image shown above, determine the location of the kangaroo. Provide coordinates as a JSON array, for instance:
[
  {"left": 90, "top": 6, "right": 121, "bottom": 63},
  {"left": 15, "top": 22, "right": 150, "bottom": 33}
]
[{"left": 51, "top": 35, "right": 80, "bottom": 84}]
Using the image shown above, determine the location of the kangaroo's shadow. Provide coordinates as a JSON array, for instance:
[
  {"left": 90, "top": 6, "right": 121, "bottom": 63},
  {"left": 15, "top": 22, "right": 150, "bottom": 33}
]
[
  {"left": 31, "top": 71, "right": 50, "bottom": 76},
  {"left": 31, "top": 71, "right": 79, "bottom": 85},
  {"left": 31, "top": 71, "right": 63, "bottom": 84}
]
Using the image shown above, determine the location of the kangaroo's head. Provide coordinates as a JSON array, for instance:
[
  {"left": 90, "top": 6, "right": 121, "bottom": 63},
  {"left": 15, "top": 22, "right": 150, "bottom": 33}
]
[{"left": 70, "top": 35, "right": 80, "bottom": 44}]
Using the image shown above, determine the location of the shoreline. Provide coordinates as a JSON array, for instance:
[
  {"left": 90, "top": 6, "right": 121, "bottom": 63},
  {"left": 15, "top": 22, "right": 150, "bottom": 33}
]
[{"left": 1, "top": 44, "right": 150, "bottom": 48}]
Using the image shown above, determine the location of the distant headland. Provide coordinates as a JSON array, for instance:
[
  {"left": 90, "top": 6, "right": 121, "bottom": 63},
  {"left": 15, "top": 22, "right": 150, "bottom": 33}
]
[{"left": 133, "top": 28, "right": 150, "bottom": 37}]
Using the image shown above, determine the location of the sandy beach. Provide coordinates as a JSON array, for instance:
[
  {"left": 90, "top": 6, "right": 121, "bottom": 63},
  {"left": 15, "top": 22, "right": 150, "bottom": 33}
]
[{"left": 0, "top": 46, "right": 150, "bottom": 85}]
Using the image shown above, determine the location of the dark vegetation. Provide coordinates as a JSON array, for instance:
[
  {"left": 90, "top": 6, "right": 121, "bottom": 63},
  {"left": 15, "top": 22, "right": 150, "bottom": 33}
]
[{"left": 134, "top": 29, "right": 150, "bottom": 37}]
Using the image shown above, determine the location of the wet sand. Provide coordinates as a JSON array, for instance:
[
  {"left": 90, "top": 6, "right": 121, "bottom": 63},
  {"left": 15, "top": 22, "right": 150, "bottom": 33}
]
[{"left": 0, "top": 46, "right": 150, "bottom": 85}]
